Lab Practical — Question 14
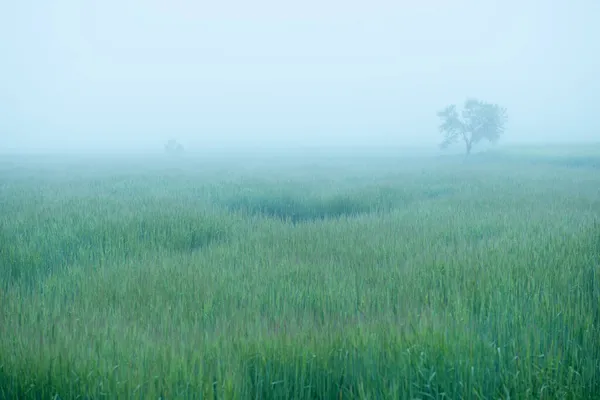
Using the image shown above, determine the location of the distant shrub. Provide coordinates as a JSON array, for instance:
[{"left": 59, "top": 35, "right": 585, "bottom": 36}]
[{"left": 165, "top": 139, "right": 184, "bottom": 155}]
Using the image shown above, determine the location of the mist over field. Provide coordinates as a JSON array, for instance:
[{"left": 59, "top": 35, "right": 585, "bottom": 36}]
[
  {"left": 1, "top": 0, "right": 599, "bottom": 153},
  {"left": 1, "top": 1, "right": 600, "bottom": 399}
]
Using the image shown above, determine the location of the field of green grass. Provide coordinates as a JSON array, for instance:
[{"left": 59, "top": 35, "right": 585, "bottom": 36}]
[{"left": 1, "top": 148, "right": 599, "bottom": 399}]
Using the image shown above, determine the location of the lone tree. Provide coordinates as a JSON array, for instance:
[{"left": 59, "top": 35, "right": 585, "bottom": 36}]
[
  {"left": 437, "top": 98, "right": 507, "bottom": 156},
  {"left": 165, "top": 139, "right": 184, "bottom": 155}
]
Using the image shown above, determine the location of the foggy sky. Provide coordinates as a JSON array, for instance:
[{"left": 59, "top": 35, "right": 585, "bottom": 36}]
[{"left": 1, "top": 0, "right": 598, "bottom": 153}]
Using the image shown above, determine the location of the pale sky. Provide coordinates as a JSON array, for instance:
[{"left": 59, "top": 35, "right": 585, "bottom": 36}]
[{"left": 0, "top": 0, "right": 598, "bottom": 152}]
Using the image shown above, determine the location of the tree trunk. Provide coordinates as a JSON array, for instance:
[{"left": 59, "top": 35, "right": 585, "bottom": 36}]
[{"left": 465, "top": 140, "right": 472, "bottom": 156}]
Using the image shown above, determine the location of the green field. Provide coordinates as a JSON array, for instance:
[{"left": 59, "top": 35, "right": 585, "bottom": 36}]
[{"left": 1, "top": 148, "right": 599, "bottom": 399}]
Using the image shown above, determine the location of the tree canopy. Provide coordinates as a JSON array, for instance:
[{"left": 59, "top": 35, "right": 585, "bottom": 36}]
[{"left": 438, "top": 99, "right": 508, "bottom": 155}]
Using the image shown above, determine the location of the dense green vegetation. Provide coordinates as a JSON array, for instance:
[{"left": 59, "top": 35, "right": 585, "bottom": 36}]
[{"left": 1, "top": 148, "right": 599, "bottom": 399}]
